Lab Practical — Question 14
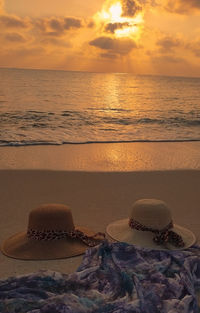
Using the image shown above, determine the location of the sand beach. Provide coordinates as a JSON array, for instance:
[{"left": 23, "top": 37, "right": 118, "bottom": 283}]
[{"left": 0, "top": 141, "right": 200, "bottom": 279}]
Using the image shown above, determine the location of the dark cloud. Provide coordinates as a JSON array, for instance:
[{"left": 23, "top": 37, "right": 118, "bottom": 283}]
[
  {"left": 156, "top": 36, "right": 181, "bottom": 53},
  {"left": 165, "top": 0, "right": 200, "bottom": 14},
  {"left": 0, "top": 15, "right": 29, "bottom": 28},
  {"left": 122, "top": 0, "right": 142, "bottom": 17},
  {"left": 33, "top": 16, "right": 83, "bottom": 38},
  {"left": 47, "top": 17, "right": 82, "bottom": 36},
  {"left": 104, "top": 22, "right": 130, "bottom": 34},
  {"left": 89, "top": 36, "right": 136, "bottom": 55},
  {"left": 87, "top": 20, "right": 95, "bottom": 28},
  {"left": 90, "top": 36, "right": 115, "bottom": 50},
  {"left": 49, "top": 19, "right": 63, "bottom": 32},
  {"left": 64, "top": 17, "right": 82, "bottom": 30},
  {"left": 4, "top": 32, "right": 26, "bottom": 42}
]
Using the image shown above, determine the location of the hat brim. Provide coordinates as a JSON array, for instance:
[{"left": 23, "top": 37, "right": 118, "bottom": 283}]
[
  {"left": 106, "top": 218, "right": 196, "bottom": 250},
  {"left": 1, "top": 226, "right": 95, "bottom": 260}
]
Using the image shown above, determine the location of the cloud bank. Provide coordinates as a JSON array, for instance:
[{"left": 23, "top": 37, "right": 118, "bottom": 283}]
[
  {"left": 0, "top": 0, "right": 200, "bottom": 75},
  {"left": 0, "top": 15, "right": 30, "bottom": 28},
  {"left": 165, "top": 0, "right": 200, "bottom": 14},
  {"left": 156, "top": 35, "right": 182, "bottom": 53}
]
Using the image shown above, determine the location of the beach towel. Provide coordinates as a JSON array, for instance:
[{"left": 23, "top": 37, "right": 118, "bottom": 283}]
[{"left": 0, "top": 241, "right": 200, "bottom": 313}]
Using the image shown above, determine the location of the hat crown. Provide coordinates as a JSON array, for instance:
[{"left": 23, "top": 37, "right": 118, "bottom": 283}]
[
  {"left": 130, "top": 199, "right": 172, "bottom": 230},
  {"left": 28, "top": 204, "right": 75, "bottom": 231}
]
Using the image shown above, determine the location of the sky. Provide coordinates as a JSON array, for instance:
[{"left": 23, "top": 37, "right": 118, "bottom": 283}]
[{"left": 0, "top": 0, "right": 200, "bottom": 76}]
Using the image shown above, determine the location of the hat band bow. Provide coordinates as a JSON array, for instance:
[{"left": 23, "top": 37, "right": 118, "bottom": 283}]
[
  {"left": 129, "top": 219, "right": 185, "bottom": 247},
  {"left": 27, "top": 228, "right": 105, "bottom": 247}
]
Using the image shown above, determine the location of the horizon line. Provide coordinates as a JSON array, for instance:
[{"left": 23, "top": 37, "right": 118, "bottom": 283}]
[{"left": 1, "top": 66, "right": 200, "bottom": 80}]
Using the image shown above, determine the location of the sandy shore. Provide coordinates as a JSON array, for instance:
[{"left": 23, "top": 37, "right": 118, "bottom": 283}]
[
  {"left": 0, "top": 169, "right": 199, "bottom": 279},
  {"left": 0, "top": 141, "right": 200, "bottom": 171},
  {"left": 0, "top": 142, "right": 200, "bottom": 279}
]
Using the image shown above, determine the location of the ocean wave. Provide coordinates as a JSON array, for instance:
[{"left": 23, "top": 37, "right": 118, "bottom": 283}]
[
  {"left": 1, "top": 69, "right": 200, "bottom": 148},
  {"left": 0, "top": 109, "right": 200, "bottom": 147},
  {"left": 136, "top": 117, "right": 200, "bottom": 126},
  {"left": 1, "top": 111, "right": 199, "bottom": 127}
]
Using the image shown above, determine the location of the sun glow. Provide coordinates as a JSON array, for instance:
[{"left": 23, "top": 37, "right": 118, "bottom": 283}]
[
  {"left": 96, "top": 0, "right": 144, "bottom": 39},
  {"left": 109, "top": 3, "right": 122, "bottom": 21}
]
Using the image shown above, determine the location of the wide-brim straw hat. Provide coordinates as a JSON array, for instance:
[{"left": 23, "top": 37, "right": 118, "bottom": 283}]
[
  {"left": 1, "top": 203, "right": 105, "bottom": 260},
  {"left": 106, "top": 199, "right": 196, "bottom": 250}
]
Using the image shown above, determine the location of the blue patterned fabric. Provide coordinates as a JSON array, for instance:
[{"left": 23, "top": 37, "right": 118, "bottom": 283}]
[{"left": 0, "top": 241, "right": 200, "bottom": 312}]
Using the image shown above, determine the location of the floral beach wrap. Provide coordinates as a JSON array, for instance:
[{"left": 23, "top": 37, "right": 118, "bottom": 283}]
[{"left": 0, "top": 241, "right": 200, "bottom": 313}]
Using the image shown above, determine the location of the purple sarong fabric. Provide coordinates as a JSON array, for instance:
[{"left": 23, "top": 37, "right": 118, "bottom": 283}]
[{"left": 0, "top": 241, "right": 200, "bottom": 312}]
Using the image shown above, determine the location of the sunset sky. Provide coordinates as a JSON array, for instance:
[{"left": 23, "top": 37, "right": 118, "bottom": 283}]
[{"left": 0, "top": 0, "right": 200, "bottom": 76}]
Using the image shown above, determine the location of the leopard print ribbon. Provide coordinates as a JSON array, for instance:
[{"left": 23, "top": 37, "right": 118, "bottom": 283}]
[
  {"left": 129, "top": 218, "right": 185, "bottom": 247},
  {"left": 27, "top": 228, "right": 105, "bottom": 247}
]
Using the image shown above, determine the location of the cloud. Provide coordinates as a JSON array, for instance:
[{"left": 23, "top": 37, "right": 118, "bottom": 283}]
[
  {"left": 0, "top": 12, "right": 83, "bottom": 39},
  {"left": 149, "top": 54, "right": 193, "bottom": 77},
  {"left": 0, "top": 15, "right": 29, "bottom": 28},
  {"left": 0, "top": 46, "right": 46, "bottom": 59},
  {"left": 192, "top": 48, "right": 200, "bottom": 57},
  {"left": 165, "top": 0, "right": 200, "bottom": 14},
  {"left": 35, "top": 17, "right": 83, "bottom": 37},
  {"left": 0, "top": 11, "right": 85, "bottom": 66},
  {"left": 87, "top": 20, "right": 95, "bottom": 28},
  {"left": 64, "top": 17, "right": 82, "bottom": 29},
  {"left": 139, "top": 0, "right": 157, "bottom": 5},
  {"left": 89, "top": 36, "right": 137, "bottom": 56},
  {"left": 4, "top": 32, "right": 26, "bottom": 42},
  {"left": 41, "top": 37, "right": 72, "bottom": 47},
  {"left": 156, "top": 55, "right": 184, "bottom": 63},
  {"left": 49, "top": 18, "right": 63, "bottom": 32},
  {"left": 156, "top": 36, "right": 182, "bottom": 53},
  {"left": 121, "top": 0, "right": 142, "bottom": 17},
  {"left": 186, "top": 41, "right": 200, "bottom": 58},
  {"left": 156, "top": 34, "right": 200, "bottom": 59},
  {"left": 104, "top": 22, "right": 130, "bottom": 34}
]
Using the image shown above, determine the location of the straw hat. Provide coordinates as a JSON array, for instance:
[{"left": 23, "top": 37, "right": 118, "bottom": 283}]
[
  {"left": 1, "top": 203, "right": 105, "bottom": 260},
  {"left": 106, "top": 199, "right": 196, "bottom": 250}
]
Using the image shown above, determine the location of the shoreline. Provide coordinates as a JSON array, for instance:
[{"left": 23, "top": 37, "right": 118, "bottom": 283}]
[
  {"left": 1, "top": 139, "right": 200, "bottom": 146},
  {"left": 0, "top": 141, "right": 200, "bottom": 171}
]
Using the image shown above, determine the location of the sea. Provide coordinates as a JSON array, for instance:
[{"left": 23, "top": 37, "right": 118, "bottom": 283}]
[{"left": 0, "top": 67, "right": 200, "bottom": 146}]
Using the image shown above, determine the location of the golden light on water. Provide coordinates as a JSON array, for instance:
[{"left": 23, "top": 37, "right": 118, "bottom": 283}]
[{"left": 96, "top": 0, "right": 144, "bottom": 39}]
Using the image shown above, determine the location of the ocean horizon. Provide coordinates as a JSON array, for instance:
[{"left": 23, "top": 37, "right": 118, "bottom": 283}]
[
  {"left": 0, "top": 67, "right": 200, "bottom": 147},
  {"left": 2, "top": 66, "right": 200, "bottom": 79}
]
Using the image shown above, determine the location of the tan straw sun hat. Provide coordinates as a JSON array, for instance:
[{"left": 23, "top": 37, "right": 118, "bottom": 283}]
[
  {"left": 106, "top": 199, "right": 196, "bottom": 250},
  {"left": 1, "top": 203, "right": 105, "bottom": 260}
]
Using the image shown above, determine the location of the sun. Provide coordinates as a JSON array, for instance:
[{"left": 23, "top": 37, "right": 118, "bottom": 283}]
[
  {"left": 95, "top": 0, "right": 144, "bottom": 40},
  {"left": 108, "top": 2, "right": 122, "bottom": 21}
]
